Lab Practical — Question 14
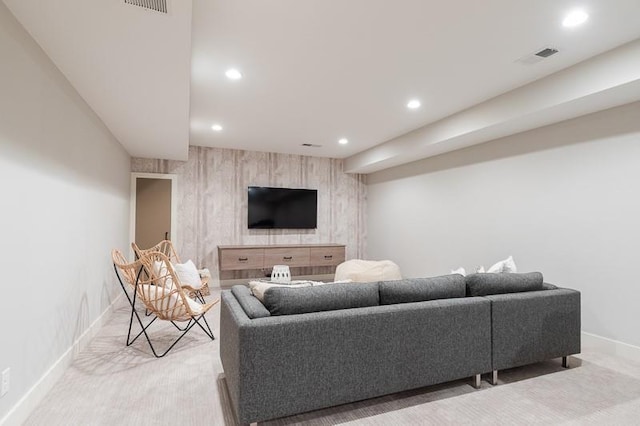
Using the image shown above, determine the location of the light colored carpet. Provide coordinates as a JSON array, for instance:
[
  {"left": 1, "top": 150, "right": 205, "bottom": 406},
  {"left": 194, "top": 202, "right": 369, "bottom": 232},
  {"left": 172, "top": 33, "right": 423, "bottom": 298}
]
[{"left": 24, "top": 291, "right": 640, "bottom": 425}]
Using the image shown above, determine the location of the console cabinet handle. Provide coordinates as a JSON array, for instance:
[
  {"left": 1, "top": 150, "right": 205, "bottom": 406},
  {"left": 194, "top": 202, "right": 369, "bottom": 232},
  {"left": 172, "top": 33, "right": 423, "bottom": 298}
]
[
  {"left": 324, "top": 255, "right": 333, "bottom": 259},
  {"left": 238, "top": 257, "right": 248, "bottom": 262},
  {"left": 283, "top": 256, "right": 293, "bottom": 260}
]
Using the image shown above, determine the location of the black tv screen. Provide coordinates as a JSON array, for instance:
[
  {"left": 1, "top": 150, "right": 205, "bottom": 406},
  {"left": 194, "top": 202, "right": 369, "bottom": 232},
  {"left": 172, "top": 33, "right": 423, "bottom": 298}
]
[{"left": 248, "top": 186, "right": 318, "bottom": 229}]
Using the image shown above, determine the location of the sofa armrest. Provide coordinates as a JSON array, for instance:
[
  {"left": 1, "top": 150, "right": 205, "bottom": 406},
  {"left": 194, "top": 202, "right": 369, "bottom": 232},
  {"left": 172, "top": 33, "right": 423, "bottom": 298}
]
[
  {"left": 485, "top": 288, "right": 581, "bottom": 371},
  {"left": 219, "top": 290, "right": 253, "bottom": 423}
]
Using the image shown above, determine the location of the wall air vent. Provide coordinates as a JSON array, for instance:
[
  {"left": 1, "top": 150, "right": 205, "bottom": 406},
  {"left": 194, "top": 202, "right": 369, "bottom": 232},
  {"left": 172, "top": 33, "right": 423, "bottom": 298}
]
[
  {"left": 516, "top": 47, "right": 560, "bottom": 65},
  {"left": 124, "top": 0, "right": 168, "bottom": 14},
  {"left": 301, "top": 143, "right": 322, "bottom": 148}
]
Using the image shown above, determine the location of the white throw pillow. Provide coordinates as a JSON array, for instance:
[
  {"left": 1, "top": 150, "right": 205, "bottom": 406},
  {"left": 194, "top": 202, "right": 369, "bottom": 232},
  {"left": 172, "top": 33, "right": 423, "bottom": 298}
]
[
  {"left": 476, "top": 266, "right": 486, "bottom": 273},
  {"left": 451, "top": 267, "right": 466, "bottom": 276},
  {"left": 331, "top": 279, "right": 353, "bottom": 284},
  {"left": 173, "top": 260, "right": 202, "bottom": 289},
  {"left": 152, "top": 260, "right": 175, "bottom": 289},
  {"left": 308, "top": 279, "right": 352, "bottom": 286},
  {"left": 487, "top": 256, "right": 517, "bottom": 273},
  {"left": 249, "top": 281, "right": 312, "bottom": 301}
]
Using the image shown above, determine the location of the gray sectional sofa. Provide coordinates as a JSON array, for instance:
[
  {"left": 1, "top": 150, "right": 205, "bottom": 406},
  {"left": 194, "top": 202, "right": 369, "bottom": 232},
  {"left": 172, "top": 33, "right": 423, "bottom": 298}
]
[{"left": 220, "top": 272, "right": 580, "bottom": 425}]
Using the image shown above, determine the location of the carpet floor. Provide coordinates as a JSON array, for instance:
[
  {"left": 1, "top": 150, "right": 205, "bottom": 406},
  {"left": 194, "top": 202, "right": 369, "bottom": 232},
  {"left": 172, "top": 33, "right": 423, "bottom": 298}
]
[{"left": 24, "top": 289, "right": 640, "bottom": 425}]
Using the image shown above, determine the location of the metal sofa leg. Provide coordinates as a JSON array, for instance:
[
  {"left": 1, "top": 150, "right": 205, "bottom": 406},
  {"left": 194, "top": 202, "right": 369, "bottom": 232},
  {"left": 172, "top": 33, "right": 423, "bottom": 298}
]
[
  {"left": 473, "top": 374, "right": 481, "bottom": 389},
  {"left": 562, "top": 356, "right": 569, "bottom": 368},
  {"left": 491, "top": 370, "right": 498, "bottom": 385}
]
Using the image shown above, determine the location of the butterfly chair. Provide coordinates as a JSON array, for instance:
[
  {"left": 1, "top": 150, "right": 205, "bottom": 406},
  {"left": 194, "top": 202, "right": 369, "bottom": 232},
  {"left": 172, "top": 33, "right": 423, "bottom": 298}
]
[
  {"left": 132, "top": 240, "right": 210, "bottom": 304},
  {"left": 112, "top": 249, "right": 216, "bottom": 358},
  {"left": 112, "top": 249, "right": 196, "bottom": 352},
  {"left": 112, "top": 248, "right": 194, "bottom": 344},
  {"left": 112, "top": 249, "right": 149, "bottom": 347}
]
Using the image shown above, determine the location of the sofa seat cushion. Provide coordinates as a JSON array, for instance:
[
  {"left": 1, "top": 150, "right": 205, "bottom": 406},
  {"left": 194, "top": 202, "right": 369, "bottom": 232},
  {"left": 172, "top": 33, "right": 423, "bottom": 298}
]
[
  {"left": 465, "top": 272, "right": 544, "bottom": 296},
  {"left": 231, "top": 285, "right": 271, "bottom": 319},
  {"left": 263, "top": 282, "right": 379, "bottom": 315},
  {"left": 379, "top": 275, "right": 466, "bottom": 305}
]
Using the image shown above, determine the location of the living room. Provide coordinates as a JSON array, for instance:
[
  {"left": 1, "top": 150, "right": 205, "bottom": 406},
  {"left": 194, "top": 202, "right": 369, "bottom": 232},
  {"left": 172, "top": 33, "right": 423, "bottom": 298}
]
[{"left": 2, "top": 0, "right": 640, "bottom": 425}]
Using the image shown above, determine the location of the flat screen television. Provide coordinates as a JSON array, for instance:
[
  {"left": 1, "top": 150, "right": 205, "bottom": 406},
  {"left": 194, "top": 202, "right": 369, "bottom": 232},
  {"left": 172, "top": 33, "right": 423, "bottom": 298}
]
[{"left": 248, "top": 186, "right": 318, "bottom": 229}]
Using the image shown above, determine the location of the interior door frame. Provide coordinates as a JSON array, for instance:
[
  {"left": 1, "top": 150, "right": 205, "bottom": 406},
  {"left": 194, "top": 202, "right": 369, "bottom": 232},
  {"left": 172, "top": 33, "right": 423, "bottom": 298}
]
[{"left": 130, "top": 172, "right": 179, "bottom": 257}]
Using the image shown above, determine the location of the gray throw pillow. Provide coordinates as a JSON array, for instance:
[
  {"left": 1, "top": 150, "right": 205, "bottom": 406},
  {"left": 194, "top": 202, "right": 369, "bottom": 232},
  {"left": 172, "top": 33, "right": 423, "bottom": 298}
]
[
  {"left": 379, "top": 275, "right": 466, "bottom": 305},
  {"left": 465, "top": 272, "right": 544, "bottom": 297},
  {"left": 231, "top": 285, "right": 271, "bottom": 319},
  {"left": 263, "top": 282, "right": 379, "bottom": 316}
]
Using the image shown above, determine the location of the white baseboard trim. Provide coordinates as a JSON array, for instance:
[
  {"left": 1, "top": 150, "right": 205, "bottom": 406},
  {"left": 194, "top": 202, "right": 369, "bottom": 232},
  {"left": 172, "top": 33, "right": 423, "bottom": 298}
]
[
  {"left": 581, "top": 331, "right": 640, "bottom": 363},
  {"left": 0, "top": 294, "right": 124, "bottom": 426}
]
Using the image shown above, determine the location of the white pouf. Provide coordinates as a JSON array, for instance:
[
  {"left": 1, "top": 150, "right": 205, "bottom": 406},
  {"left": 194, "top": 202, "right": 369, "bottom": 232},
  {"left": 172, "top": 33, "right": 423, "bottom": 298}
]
[{"left": 334, "top": 259, "right": 402, "bottom": 282}]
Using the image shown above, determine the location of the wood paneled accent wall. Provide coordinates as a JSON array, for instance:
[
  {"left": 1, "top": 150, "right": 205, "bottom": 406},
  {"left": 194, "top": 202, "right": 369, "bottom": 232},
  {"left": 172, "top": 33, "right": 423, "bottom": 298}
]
[{"left": 131, "top": 146, "right": 367, "bottom": 283}]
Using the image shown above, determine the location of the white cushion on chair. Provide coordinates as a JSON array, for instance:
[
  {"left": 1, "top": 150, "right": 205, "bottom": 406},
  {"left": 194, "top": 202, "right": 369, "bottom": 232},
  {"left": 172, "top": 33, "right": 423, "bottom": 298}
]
[
  {"left": 139, "top": 285, "right": 204, "bottom": 316},
  {"left": 173, "top": 260, "right": 202, "bottom": 289},
  {"left": 152, "top": 260, "right": 175, "bottom": 289},
  {"left": 185, "top": 296, "right": 204, "bottom": 314}
]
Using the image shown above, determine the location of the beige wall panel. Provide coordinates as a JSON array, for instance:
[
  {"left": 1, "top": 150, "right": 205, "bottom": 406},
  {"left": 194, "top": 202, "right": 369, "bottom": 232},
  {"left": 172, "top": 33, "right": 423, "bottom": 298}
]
[{"left": 132, "top": 147, "right": 367, "bottom": 282}]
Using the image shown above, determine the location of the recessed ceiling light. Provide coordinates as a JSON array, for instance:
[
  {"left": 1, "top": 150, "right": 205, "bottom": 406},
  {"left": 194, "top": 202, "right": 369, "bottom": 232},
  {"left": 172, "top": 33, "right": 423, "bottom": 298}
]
[
  {"left": 338, "top": 138, "right": 349, "bottom": 145},
  {"left": 407, "top": 99, "right": 421, "bottom": 109},
  {"left": 562, "top": 9, "right": 589, "bottom": 28},
  {"left": 225, "top": 68, "right": 243, "bottom": 80},
  {"left": 211, "top": 124, "right": 223, "bottom": 131}
]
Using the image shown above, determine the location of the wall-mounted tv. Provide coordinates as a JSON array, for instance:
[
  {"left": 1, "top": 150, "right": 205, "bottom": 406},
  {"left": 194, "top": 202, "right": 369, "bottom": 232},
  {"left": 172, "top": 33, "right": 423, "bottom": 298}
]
[{"left": 248, "top": 186, "right": 318, "bottom": 229}]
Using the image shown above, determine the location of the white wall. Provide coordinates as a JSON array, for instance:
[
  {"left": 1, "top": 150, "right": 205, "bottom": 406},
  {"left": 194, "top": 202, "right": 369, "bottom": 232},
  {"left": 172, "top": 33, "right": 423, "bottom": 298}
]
[
  {"left": 0, "top": 3, "right": 130, "bottom": 422},
  {"left": 367, "top": 102, "right": 640, "bottom": 348}
]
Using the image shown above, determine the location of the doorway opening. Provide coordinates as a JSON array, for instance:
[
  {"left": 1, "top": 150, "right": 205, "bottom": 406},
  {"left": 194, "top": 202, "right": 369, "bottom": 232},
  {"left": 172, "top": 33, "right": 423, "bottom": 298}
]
[{"left": 130, "top": 173, "right": 178, "bottom": 256}]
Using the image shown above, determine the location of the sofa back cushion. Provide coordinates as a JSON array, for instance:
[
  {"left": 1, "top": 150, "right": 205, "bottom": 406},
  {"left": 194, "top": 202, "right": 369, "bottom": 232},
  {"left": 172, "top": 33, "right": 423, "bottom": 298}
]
[
  {"left": 263, "top": 282, "right": 379, "bottom": 316},
  {"left": 249, "top": 280, "right": 312, "bottom": 301},
  {"left": 379, "top": 275, "right": 466, "bottom": 305},
  {"left": 231, "top": 285, "right": 271, "bottom": 319},
  {"left": 465, "top": 272, "right": 544, "bottom": 296}
]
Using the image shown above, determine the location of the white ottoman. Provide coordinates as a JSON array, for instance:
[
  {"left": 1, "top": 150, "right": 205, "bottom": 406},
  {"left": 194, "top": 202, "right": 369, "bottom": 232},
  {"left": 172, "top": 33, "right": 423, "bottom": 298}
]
[{"left": 334, "top": 259, "right": 402, "bottom": 282}]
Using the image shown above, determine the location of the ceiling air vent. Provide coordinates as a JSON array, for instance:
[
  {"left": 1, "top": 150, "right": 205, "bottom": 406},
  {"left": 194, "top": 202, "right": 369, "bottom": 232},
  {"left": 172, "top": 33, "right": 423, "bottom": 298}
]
[
  {"left": 535, "top": 48, "right": 559, "bottom": 58},
  {"left": 124, "top": 0, "right": 168, "bottom": 14},
  {"left": 516, "top": 46, "right": 560, "bottom": 65},
  {"left": 301, "top": 143, "right": 322, "bottom": 148}
]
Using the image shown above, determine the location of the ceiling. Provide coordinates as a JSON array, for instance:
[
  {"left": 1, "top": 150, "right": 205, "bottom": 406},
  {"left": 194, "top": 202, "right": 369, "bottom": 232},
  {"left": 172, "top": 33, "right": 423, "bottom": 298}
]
[
  {"left": 4, "top": 0, "right": 640, "bottom": 172},
  {"left": 3, "top": 0, "right": 192, "bottom": 160}
]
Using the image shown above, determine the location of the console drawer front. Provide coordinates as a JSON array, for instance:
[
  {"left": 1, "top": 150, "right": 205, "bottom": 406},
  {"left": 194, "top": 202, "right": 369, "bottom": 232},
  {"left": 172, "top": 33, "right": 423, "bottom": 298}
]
[
  {"left": 310, "top": 246, "right": 345, "bottom": 266},
  {"left": 264, "top": 248, "right": 310, "bottom": 268},
  {"left": 219, "top": 248, "right": 264, "bottom": 270}
]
